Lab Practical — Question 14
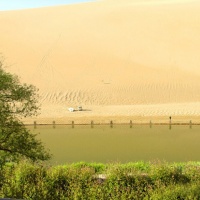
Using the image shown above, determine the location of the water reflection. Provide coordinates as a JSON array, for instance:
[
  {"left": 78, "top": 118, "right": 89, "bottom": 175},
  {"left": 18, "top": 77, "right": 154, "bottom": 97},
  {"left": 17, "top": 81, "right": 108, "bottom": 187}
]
[
  {"left": 150, "top": 121, "right": 152, "bottom": 128},
  {"left": 32, "top": 125, "right": 200, "bottom": 164}
]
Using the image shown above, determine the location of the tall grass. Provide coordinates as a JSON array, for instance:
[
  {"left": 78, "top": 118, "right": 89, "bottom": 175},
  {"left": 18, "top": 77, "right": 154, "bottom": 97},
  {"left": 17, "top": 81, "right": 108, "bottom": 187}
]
[{"left": 1, "top": 161, "right": 200, "bottom": 199}]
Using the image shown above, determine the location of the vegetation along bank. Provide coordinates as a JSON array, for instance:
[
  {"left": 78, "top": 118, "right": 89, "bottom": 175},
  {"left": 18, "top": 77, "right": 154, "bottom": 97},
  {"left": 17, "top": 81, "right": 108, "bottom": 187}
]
[{"left": 1, "top": 161, "right": 200, "bottom": 199}]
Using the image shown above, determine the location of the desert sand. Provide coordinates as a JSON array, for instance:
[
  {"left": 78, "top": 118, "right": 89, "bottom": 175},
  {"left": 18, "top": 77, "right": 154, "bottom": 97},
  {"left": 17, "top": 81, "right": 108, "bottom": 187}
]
[{"left": 1, "top": 0, "right": 200, "bottom": 124}]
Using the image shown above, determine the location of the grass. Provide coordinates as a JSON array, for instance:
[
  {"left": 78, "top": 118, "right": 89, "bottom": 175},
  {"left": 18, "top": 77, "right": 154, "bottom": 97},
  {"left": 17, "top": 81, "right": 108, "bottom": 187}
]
[{"left": 1, "top": 161, "right": 200, "bottom": 199}]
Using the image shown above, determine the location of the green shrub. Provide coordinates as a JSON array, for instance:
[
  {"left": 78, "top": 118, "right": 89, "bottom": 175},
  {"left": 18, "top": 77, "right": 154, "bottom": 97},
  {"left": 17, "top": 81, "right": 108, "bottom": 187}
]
[
  {"left": 150, "top": 184, "right": 200, "bottom": 200},
  {"left": 1, "top": 161, "right": 200, "bottom": 199}
]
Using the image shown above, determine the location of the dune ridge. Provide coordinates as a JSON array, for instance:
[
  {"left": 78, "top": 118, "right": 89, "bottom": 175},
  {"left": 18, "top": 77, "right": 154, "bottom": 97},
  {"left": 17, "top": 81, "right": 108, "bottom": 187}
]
[{"left": 0, "top": 0, "right": 200, "bottom": 122}]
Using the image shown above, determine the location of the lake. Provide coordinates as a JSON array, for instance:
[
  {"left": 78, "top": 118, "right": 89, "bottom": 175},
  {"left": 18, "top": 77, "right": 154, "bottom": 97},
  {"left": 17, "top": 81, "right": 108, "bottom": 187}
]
[{"left": 30, "top": 124, "right": 200, "bottom": 164}]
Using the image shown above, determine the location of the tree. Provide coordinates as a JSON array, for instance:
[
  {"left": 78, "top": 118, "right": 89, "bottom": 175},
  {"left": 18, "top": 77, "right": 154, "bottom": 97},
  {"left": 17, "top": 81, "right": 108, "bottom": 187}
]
[{"left": 0, "top": 62, "right": 51, "bottom": 165}]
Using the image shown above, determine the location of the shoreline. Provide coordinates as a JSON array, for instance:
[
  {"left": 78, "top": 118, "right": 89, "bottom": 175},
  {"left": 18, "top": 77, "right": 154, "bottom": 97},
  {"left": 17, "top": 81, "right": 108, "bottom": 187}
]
[
  {"left": 22, "top": 103, "right": 200, "bottom": 125},
  {"left": 23, "top": 115, "right": 200, "bottom": 125}
]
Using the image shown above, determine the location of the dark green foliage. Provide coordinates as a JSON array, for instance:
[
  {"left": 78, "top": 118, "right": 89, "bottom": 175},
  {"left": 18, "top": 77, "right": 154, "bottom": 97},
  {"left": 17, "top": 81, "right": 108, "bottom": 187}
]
[
  {"left": 1, "top": 161, "right": 200, "bottom": 200},
  {"left": 0, "top": 63, "right": 51, "bottom": 165}
]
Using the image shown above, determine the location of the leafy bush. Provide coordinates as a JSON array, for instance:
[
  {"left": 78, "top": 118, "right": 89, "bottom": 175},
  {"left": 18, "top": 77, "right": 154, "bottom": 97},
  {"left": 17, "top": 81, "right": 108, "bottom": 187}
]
[{"left": 1, "top": 161, "right": 200, "bottom": 199}]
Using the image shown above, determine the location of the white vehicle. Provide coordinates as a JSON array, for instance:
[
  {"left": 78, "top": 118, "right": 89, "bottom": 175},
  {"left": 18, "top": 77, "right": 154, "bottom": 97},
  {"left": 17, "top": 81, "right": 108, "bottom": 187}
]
[{"left": 68, "top": 107, "right": 75, "bottom": 112}]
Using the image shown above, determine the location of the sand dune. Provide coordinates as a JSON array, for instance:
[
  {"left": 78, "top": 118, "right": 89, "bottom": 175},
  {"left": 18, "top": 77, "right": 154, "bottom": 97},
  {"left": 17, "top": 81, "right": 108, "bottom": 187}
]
[{"left": 1, "top": 0, "right": 200, "bottom": 123}]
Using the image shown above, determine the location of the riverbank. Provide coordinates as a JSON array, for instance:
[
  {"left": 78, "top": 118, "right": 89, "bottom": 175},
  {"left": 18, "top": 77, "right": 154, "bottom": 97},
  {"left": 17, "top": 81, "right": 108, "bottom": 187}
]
[{"left": 22, "top": 103, "right": 200, "bottom": 125}]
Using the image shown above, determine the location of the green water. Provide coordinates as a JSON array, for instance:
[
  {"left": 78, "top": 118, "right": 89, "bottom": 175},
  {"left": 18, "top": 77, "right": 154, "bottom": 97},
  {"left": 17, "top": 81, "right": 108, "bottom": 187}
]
[{"left": 30, "top": 125, "right": 200, "bottom": 164}]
